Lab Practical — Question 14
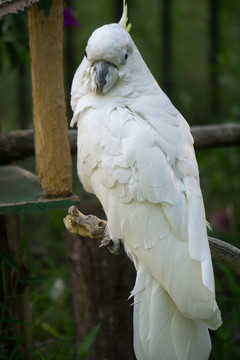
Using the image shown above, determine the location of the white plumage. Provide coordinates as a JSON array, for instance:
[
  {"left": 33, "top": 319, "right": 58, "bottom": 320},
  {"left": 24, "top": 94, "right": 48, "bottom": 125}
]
[{"left": 70, "top": 10, "right": 221, "bottom": 359}]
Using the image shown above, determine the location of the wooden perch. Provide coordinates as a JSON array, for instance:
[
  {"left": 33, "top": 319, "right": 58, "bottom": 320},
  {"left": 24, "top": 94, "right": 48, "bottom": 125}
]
[
  {"left": 64, "top": 206, "right": 240, "bottom": 276},
  {"left": 64, "top": 206, "right": 107, "bottom": 239},
  {"left": 64, "top": 206, "right": 123, "bottom": 255},
  {"left": 208, "top": 236, "right": 240, "bottom": 276},
  {"left": 1, "top": 123, "right": 240, "bottom": 164},
  {"left": 192, "top": 122, "right": 240, "bottom": 150}
]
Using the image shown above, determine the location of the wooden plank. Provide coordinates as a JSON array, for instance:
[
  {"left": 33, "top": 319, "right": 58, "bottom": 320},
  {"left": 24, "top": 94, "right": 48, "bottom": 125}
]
[
  {"left": 0, "top": 165, "right": 80, "bottom": 214},
  {"left": 28, "top": 0, "right": 72, "bottom": 196}
]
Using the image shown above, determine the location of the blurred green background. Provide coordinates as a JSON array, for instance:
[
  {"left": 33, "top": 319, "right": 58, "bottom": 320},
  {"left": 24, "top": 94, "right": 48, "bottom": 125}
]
[{"left": 0, "top": 0, "right": 240, "bottom": 358}]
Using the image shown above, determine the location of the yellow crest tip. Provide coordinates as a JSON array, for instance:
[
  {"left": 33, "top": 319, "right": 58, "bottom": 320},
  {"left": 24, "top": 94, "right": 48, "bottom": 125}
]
[{"left": 118, "top": 0, "right": 131, "bottom": 32}]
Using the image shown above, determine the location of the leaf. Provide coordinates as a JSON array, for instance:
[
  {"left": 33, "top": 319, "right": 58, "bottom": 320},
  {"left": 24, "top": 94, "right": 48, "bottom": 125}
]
[
  {"left": 1, "top": 261, "right": 8, "bottom": 299},
  {"left": 35, "top": 350, "right": 48, "bottom": 359},
  {"left": 41, "top": 322, "right": 60, "bottom": 338},
  {"left": 0, "top": 301, "right": 10, "bottom": 311},
  {"left": 3, "top": 317, "right": 30, "bottom": 326},
  {"left": 0, "top": 250, "right": 19, "bottom": 271},
  {"left": 77, "top": 324, "right": 101, "bottom": 358},
  {"left": 20, "top": 277, "right": 46, "bottom": 283},
  {"left": 77, "top": 351, "right": 92, "bottom": 359},
  {"left": 19, "top": 340, "right": 54, "bottom": 358}
]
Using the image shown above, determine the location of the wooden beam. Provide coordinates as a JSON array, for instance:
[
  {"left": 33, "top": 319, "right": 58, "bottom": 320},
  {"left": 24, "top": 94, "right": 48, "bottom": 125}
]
[
  {"left": 28, "top": 0, "right": 72, "bottom": 196},
  {"left": 1, "top": 123, "right": 240, "bottom": 163},
  {"left": 0, "top": 130, "right": 34, "bottom": 163},
  {"left": 192, "top": 122, "right": 240, "bottom": 149}
]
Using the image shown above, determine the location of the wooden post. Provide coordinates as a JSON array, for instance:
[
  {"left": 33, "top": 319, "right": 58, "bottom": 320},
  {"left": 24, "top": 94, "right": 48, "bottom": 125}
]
[
  {"left": 28, "top": 0, "right": 72, "bottom": 196},
  {"left": 65, "top": 231, "right": 136, "bottom": 359}
]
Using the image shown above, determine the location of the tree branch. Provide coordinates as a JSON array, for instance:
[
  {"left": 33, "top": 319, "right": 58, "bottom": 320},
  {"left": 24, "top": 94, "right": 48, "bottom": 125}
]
[
  {"left": 208, "top": 237, "right": 240, "bottom": 276},
  {"left": 0, "top": 0, "right": 39, "bottom": 20},
  {"left": 64, "top": 206, "right": 240, "bottom": 276},
  {"left": 192, "top": 123, "right": 240, "bottom": 149},
  {"left": 1, "top": 123, "right": 240, "bottom": 164}
]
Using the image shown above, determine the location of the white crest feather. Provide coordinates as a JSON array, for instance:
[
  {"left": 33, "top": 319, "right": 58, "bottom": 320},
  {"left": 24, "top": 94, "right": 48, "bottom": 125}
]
[{"left": 118, "top": 0, "right": 132, "bottom": 32}]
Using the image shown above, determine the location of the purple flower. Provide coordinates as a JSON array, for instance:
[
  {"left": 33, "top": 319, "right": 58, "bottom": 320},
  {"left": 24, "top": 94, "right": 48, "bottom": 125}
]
[
  {"left": 210, "top": 210, "right": 230, "bottom": 233},
  {"left": 234, "top": 324, "right": 240, "bottom": 340},
  {"left": 63, "top": 7, "right": 81, "bottom": 28}
]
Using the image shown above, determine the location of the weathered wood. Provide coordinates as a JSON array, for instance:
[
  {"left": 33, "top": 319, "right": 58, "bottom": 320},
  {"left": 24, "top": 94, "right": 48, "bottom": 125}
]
[
  {"left": 1, "top": 123, "right": 240, "bottom": 163},
  {"left": 192, "top": 123, "right": 240, "bottom": 149},
  {"left": 0, "top": 130, "right": 35, "bottom": 163},
  {"left": 28, "top": 0, "right": 72, "bottom": 196},
  {"left": 64, "top": 206, "right": 240, "bottom": 277},
  {"left": 64, "top": 206, "right": 106, "bottom": 239},
  {"left": 0, "top": 0, "right": 39, "bottom": 20},
  {"left": 209, "top": 236, "right": 240, "bottom": 276}
]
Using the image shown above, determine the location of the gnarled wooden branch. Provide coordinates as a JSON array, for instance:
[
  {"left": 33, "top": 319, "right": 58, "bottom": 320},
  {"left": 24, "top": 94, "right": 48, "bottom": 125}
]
[
  {"left": 208, "top": 236, "right": 240, "bottom": 276},
  {"left": 64, "top": 206, "right": 123, "bottom": 255},
  {"left": 64, "top": 206, "right": 240, "bottom": 276},
  {"left": 64, "top": 206, "right": 107, "bottom": 239}
]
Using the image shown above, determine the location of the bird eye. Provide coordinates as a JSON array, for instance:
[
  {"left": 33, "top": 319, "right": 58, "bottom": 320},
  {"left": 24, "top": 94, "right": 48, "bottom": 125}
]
[
  {"left": 85, "top": 48, "right": 87, "bottom": 58},
  {"left": 121, "top": 49, "right": 128, "bottom": 65}
]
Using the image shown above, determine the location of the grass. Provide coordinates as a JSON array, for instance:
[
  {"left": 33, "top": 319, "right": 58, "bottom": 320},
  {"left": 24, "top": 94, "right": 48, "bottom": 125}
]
[{"left": 0, "top": 206, "right": 101, "bottom": 359}]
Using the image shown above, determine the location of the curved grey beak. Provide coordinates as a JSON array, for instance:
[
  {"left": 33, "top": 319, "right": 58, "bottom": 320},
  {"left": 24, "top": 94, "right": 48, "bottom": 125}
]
[{"left": 94, "top": 61, "right": 109, "bottom": 93}]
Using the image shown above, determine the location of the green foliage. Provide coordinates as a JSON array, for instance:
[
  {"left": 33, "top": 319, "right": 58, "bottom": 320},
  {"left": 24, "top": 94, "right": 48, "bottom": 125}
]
[
  {"left": 211, "top": 264, "right": 240, "bottom": 359},
  {"left": 0, "top": 208, "right": 100, "bottom": 359},
  {"left": 0, "top": 250, "right": 19, "bottom": 272},
  {"left": 0, "top": 12, "right": 29, "bottom": 70},
  {"left": 77, "top": 324, "right": 101, "bottom": 359},
  {"left": 198, "top": 147, "right": 240, "bottom": 233}
]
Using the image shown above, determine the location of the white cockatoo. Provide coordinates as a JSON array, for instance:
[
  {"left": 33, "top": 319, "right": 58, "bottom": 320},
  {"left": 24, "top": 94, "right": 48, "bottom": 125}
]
[{"left": 70, "top": 1, "right": 222, "bottom": 359}]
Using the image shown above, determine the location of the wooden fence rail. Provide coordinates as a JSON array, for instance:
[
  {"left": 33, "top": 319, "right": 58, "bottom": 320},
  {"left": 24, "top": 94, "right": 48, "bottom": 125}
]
[{"left": 0, "top": 122, "right": 240, "bottom": 164}]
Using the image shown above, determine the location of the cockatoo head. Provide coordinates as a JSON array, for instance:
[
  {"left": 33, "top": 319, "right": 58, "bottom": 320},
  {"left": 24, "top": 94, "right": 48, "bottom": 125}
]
[
  {"left": 84, "top": 24, "right": 134, "bottom": 94},
  {"left": 71, "top": 0, "right": 154, "bottom": 111}
]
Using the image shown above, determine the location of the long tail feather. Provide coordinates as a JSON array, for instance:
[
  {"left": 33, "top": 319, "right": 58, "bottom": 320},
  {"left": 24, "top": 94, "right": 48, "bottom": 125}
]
[{"left": 131, "top": 266, "right": 211, "bottom": 360}]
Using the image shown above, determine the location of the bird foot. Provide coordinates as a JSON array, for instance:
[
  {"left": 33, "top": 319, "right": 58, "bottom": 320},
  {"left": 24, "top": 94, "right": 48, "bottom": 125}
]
[
  {"left": 64, "top": 206, "right": 124, "bottom": 255},
  {"left": 99, "top": 228, "right": 124, "bottom": 255}
]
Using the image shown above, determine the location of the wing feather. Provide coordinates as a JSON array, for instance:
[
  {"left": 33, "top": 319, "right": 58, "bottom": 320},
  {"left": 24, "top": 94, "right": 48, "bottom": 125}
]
[{"left": 74, "top": 92, "right": 220, "bottom": 323}]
